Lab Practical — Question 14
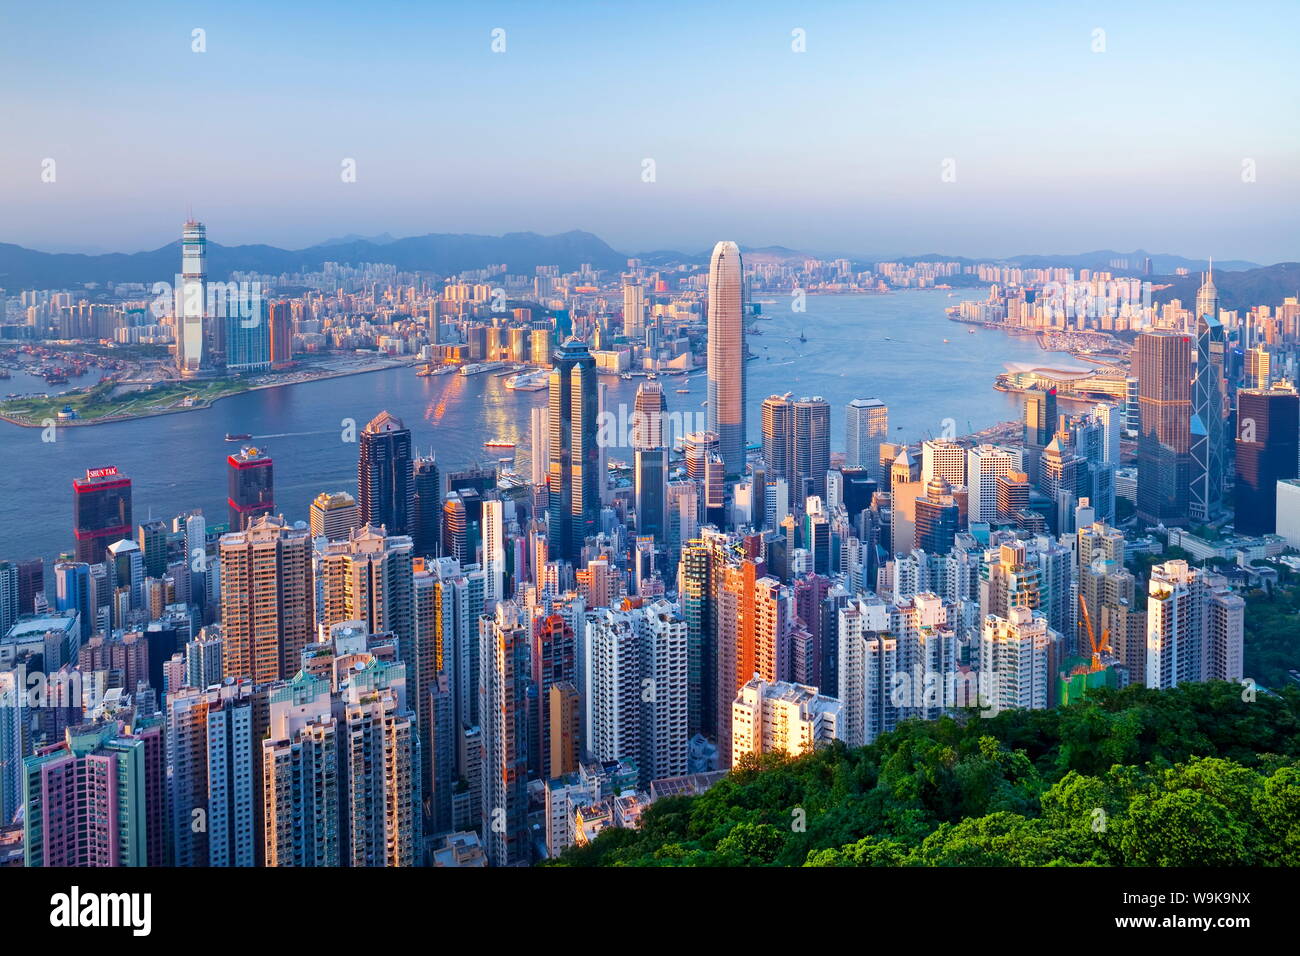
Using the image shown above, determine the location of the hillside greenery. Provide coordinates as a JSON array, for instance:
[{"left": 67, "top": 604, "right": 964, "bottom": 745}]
[{"left": 549, "top": 682, "right": 1300, "bottom": 867}]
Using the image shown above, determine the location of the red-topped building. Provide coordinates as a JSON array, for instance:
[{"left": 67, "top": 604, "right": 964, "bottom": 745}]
[
  {"left": 73, "top": 466, "right": 132, "bottom": 565},
  {"left": 227, "top": 446, "right": 274, "bottom": 531}
]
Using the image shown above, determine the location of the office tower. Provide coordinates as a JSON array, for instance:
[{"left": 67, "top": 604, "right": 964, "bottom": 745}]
[
  {"left": 635, "top": 447, "right": 669, "bottom": 550},
  {"left": 684, "top": 430, "right": 720, "bottom": 481},
  {"left": 730, "top": 678, "right": 840, "bottom": 765},
  {"left": 632, "top": 380, "right": 667, "bottom": 450},
  {"left": 889, "top": 448, "right": 922, "bottom": 555},
  {"left": 715, "top": 563, "right": 786, "bottom": 764},
  {"left": 23, "top": 720, "right": 159, "bottom": 867},
  {"left": 1234, "top": 386, "right": 1300, "bottom": 535},
  {"left": 106, "top": 538, "right": 144, "bottom": 623},
  {"left": 1146, "top": 560, "right": 1245, "bottom": 689},
  {"left": 836, "top": 596, "right": 895, "bottom": 746},
  {"left": 1246, "top": 346, "right": 1271, "bottom": 389},
  {"left": 226, "top": 445, "right": 274, "bottom": 531},
  {"left": 530, "top": 405, "right": 549, "bottom": 487},
  {"left": 548, "top": 682, "right": 581, "bottom": 778},
  {"left": 915, "top": 477, "right": 960, "bottom": 554},
  {"left": 482, "top": 498, "right": 506, "bottom": 606},
  {"left": 1094, "top": 402, "right": 1123, "bottom": 464},
  {"left": 531, "top": 614, "right": 576, "bottom": 779},
  {"left": 1022, "top": 387, "right": 1058, "bottom": 482},
  {"left": 547, "top": 338, "right": 600, "bottom": 564},
  {"left": 357, "top": 410, "right": 415, "bottom": 535},
  {"left": 441, "top": 492, "right": 468, "bottom": 563},
  {"left": 479, "top": 601, "right": 531, "bottom": 866},
  {"left": 921, "top": 438, "right": 965, "bottom": 488},
  {"left": 226, "top": 293, "right": 271, "bottom": 373},
  {"left": 53, "top": 561, "right": 91, "bottom": 642},
  {"left": 133, "top": 520, "right": 167, "bottom": 581},
  {"left": 702, "top": 452, "right": 727, "bottom": 527},
  {"left": 622, "top": 278, "right": 646, "bottom": 340},
  {"left": 1135, "top": 332, "right": 1192, "bottom": 526},
  {"left": 792, "top": 396, "right": 831, "bottom": 504},
  {"left": 967, "top": 445, "right": 1022, "bottom": 524},
  {"left": 309, "top": 491, "right": 360, "bottom": 541},
  {"left": 707, "top": 240, "right": 746, "bottom": 475},
  {"left": 1195, "top": 260, "right": 1219, "bottom": 323},
  {"left": 411, "top": 456, "right": 441, "bottom": 558},
  {"left": 586, "top": 600, "right": 689, "bottom": 786},
  {"left": 1190, "top": 313, "right": 1227, "bottom": 521},
  {"left": 0, "top": 563, "right": 17, "bottom": 638},
  {"left": 1280, "top": 479, "right": 1300, "bottom": 550},
  {"left": 597, "top": 380, "right": 611, "bottom": 506},
  {"left": 980, "top": 606, "right": 1055, "bottom": 713},
  {"left": 167, "top": 681, "right": 260, "bottom": 867},
  {"left": 73, "top": 466, "right": 132, "bottom": 565},
  {"left": 268, "top": 299, "right": 293, "bottom": 368},
  {"left": 1040, "top": 435, "right": 1083, "bottom": 534},
  {"left": 761, "top": 393, "right": 795, "bottom": 481},
  {"left": 176, "top": 219, "right": 210, "bottom": 376},
  {"left": 667, "top": 480, "right": 700, "bottom": 556},
  {"left": 845, "top": 398, "right": 888, "bottom": 476},
  {"left": 218, "top": 515, "right": 315, "bottom": 684}
]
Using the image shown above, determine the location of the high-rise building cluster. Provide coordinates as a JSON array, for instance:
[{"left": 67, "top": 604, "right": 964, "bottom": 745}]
[{"left": 4, "top": 243, "right": 1283, "bottom": 871}]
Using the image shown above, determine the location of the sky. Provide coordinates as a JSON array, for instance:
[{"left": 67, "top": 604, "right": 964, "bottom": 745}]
[{"left": 1, "top": 0, "right": 1297, "bottom": 262}]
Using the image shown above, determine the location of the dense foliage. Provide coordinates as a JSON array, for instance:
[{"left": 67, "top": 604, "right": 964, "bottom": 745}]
[
  {"left": 1244, "top": 584, "right": 1300, "bottom": 691},
  {"left": 550, "top": 682, "right": 1300, "bottom": 867}
]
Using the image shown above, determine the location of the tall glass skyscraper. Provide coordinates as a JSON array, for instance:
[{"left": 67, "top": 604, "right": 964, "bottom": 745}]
[
  {"left": 547, "top": 338, "right": 599, "bottom": 563},
  {"left": 357, "top": 411, "right": 415, "bottom": 535},
  {"left": 1135, "top": 333, "right": 1192, "bottom": 527},
  {"left": 845, "top": 398, "right": 888, "bottom": 477},
  {"left": 707, "top": 240, "right": 745, "bottom": 476},
  {"left": 1190, "top": 312, "right": 1227, "bottom": 521}
]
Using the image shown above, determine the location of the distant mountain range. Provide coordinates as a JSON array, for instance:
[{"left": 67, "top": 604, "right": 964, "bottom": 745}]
[
  {"left": 2, "top": 231, "right": 1294, "bottom": 305},
  {"left": 1150, "top": 262, "right": 1300, "bottom": 311},
  {"left": 0, "top": 230, "right": 628, "bottom": 289}
]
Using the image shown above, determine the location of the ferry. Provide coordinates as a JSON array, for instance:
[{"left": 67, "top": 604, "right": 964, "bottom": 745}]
[
  {"left": 675, "top": 388, "right": 690, "bottom": 394},
  {"left": 483, "top": 440, "right": 516, "bottom": 450},
  {"left": 504, "top": 368, "right": 548, "bottom": 391},
  {"left": 225, "top": 433, "right": 253, "bottom": 442}
]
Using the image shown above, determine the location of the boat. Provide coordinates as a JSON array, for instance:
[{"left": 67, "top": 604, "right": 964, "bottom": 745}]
[
  {"left": 504, "top": 368, "right": 548, "bottom": 391},
  {"left": 483, "top": 440, "right": 516, "bottom": 450},
  {"left": 225, "top": 433, "right": 252, "bottom": 442},
  {"left": 943, "top": 338, "right": 950, "bottom": 343},
  {"left": 675, "top": 388, "right": 690, "bottom": 394},
  {"left": 968, "top": 328, "right": 976, "bottom": 334},
  {"left": 798, "top": 330, "right": 807, "bottom": 343}
]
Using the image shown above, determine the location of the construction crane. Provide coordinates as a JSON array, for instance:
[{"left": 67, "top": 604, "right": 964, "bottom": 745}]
[{"left": 1076, "top": 593, "right": 1111, "bottom": 673}]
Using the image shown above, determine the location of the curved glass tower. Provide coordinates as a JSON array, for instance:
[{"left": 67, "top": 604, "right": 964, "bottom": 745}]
[{"left": 707, "top": 240, "right": 745, "bottom": 476}]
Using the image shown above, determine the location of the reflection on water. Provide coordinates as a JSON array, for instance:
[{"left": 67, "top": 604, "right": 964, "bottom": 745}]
[{"left": 0, "top": 291, "right": 1067, "bottom": 564}]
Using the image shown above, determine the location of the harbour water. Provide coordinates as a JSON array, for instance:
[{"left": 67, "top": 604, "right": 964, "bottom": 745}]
[{"left": 0, "top": 290, "right": 1079, "bottom": 564}]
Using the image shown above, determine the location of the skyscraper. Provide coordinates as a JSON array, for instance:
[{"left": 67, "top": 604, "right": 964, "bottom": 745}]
[
  {"left": 845, "top": 398, "right": 888, "bottom": 477},
  {"left": 1146, "top": 560, "right": 1244, "bottom": 689},
  {"left": 547, "top": 338, "right": 600, "bottom": 563},
  {"left": 309, "top": 491, "right": 361, "bottom": 541},
  {"left": 411, "top": 455, "right": 441, "bottom": 558},
  {"left": 622, "top": 278, "right": 646, "bottom": 341},
  {"left": 761, "top": 393, "right": 794, "bottom": 481},
  {"left": 980, "top": 606, "right": 1055, "bottom": 713},
  {"left": 357, "top": 411, "right": 414, "bottom": 536},
  {"left": 1135, "top": 332, "right": 1192, "bottom": 527},
  {"left": 1190, "top": 312, "right": 1227, "bottom": 521},
  {"left": 792, "top": 396, "right": 831, "bottom": 505},
  {"left": 479, "top": 601, "right": 531, "bottom": 866},
  {"left": 73, "top": 466, "right": 132, "bottom": 566},
  {"left": 227, "top": 445, "right": 274, "bottom": 531},
  {"left": 707, "top": 240, "right": 746, "bottom": 476},
  {"left": 176, "top": 219, "right": 210, "bottom": 377},
  {"left": 1234, "top": 386, "right": 1300, "bottom": 535},
  {"left": 218, "top": 515, "right": 315, "bottom": 684}
]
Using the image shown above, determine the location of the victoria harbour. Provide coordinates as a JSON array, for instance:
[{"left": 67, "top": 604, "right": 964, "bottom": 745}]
[{"left": 0, "top": 290, "right": 1072, "bottom": 564}]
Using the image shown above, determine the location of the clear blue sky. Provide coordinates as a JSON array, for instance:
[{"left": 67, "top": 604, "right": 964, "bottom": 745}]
[{"left": 1, "top": 0, "right": 1296, "bottom": 262}]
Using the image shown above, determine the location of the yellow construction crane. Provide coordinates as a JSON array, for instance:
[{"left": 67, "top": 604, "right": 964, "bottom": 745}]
[{"left": 1077, "top": 593, "right": 1111, "bottom": 674}]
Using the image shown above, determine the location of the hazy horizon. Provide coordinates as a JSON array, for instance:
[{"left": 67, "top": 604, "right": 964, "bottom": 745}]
[{"left": 2, "top": 0, "right": 1297, "bottom": 262}]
